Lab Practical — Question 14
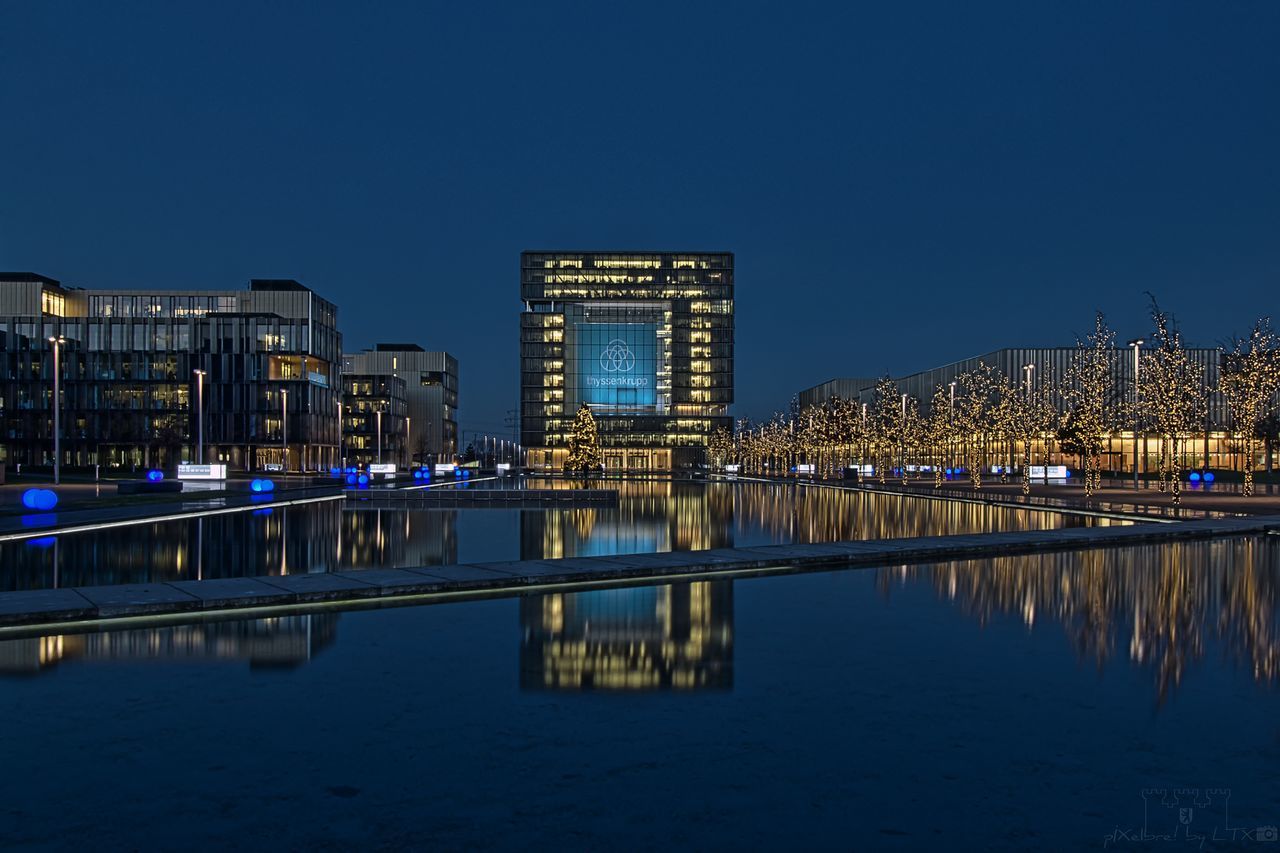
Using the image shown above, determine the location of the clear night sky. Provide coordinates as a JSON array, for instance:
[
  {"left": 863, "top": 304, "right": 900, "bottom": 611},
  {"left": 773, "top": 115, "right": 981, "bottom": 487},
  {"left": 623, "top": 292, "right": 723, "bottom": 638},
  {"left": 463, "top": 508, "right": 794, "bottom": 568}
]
[{"left": 2, "top": 2, "right": 1277, "bottom": 434}]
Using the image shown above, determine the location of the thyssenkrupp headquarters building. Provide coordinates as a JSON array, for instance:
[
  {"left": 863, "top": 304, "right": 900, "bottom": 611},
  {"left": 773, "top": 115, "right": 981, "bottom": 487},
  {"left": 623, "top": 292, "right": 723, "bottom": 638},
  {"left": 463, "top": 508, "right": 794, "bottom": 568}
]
[{"left": 519, "top": 251, "right": 734, "bottom": 472}]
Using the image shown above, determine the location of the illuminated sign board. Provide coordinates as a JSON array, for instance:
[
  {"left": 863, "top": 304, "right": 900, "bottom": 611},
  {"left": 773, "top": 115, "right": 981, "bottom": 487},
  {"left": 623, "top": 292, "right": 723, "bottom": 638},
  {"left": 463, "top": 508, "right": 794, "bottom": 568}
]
[
  {"left": 177, "top": 463, "right": 227, "bottom": 480},
  {"left": 368, "top": 463, "right": 397, "bottom": 475},
  {"left": 577, "top": 322, "right": 657, "bottom": 408}
]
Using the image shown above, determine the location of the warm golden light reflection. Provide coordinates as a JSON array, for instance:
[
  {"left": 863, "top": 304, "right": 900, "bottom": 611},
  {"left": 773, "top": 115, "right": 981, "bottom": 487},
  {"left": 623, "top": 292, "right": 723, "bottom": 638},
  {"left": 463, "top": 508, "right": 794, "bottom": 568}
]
[
  {"left": 0, "top": 615, "right": 337, "bottom": 674},
  {"left": 881, "top": 537, "right": 1280, "bottom": 703},
  {"left": 734, "top": 483, "right": 1120, "bottom": 544},
  {"left": 520, "top": 581, "right": 732, "bottom": 691}
]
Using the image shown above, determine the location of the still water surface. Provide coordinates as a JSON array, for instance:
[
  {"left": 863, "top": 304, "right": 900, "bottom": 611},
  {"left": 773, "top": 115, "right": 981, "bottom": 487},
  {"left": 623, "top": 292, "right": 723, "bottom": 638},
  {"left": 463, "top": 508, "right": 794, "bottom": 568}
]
[
  {"left": 2, "top": 534, "right": 1278, "bottom": 849},
  {"left": 2, "top": 479, "right": 1119, "bottom": 590}
]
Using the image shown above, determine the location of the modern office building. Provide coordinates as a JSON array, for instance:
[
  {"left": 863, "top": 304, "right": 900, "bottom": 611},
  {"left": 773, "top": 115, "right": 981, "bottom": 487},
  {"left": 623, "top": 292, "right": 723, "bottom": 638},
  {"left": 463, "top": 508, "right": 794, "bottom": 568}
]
[
  {"left": 520, "top": 251, "right": 734, "bottom": 472},
  {"left": 341, "top": 373, "right": 408, "bottom": 467},
  {"left": 341, "top": 345, "right": 458, "bottom": 464},
  {"left": 0, "top": 273, "right": 341, "bottom": 471}
]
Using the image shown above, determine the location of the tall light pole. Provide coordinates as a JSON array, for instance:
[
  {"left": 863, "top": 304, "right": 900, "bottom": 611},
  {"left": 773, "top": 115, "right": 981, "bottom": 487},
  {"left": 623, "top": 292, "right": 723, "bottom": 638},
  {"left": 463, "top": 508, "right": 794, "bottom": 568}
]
[
  {"left": 193, "top": 369, "right": 206, "bottom": 464},
  {"left": 948, "top": 381, "right": 957, "bottom": 477},
  {"left": 281, "top": 388, "right": 289, "bottom": 472},
  {"left": 405, "top": 416, "right": 411, "bottom": 469},
  {"left": 1128, "top": 339, "right": 1144, "bottom": 490},
  {"left": 337, "top": 399, "right": 344, "bottom": 468},
  {"left": 1022, "top": 364, "right": 1035, "bottom": 482},
  {"left": 900, "top": 393, "right": 908, "bottom": 480},
  {"left": 47, "top": 335, "right": 66, "bottom": 485},
  {"left": 376, "top": 407, "right": 383, "bottom": 464}
]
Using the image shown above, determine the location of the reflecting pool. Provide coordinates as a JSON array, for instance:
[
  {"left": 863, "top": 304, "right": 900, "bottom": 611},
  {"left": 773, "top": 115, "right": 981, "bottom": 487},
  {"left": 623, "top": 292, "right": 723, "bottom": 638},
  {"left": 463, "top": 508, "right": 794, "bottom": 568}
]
[
  {"left": 2, "top": 537, "right": 1277, "bottom": 849},
  {"left": 0, "top": 479, "right": 1121, "bottom": 590}
]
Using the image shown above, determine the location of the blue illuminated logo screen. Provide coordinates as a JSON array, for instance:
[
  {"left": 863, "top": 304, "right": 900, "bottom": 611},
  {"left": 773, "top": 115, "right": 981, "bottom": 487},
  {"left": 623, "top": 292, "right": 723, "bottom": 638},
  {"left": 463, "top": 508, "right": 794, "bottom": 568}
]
[{"left": 575, "top": 322, "right": 657, "bottom": 407}]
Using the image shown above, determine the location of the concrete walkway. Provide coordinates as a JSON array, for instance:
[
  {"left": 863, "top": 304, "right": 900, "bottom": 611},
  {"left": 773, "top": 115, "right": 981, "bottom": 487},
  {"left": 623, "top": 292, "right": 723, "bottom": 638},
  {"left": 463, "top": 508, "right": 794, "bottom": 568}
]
[{"left": 3, "top": 513, "right": 1277, "bottom": 634}]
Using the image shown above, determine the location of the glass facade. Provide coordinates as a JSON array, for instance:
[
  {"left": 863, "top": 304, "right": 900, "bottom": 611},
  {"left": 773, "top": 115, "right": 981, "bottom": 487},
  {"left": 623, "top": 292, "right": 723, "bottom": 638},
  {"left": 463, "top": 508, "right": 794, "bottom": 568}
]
[
  {"left": 0, "top": 275, "right": 342, "bottom": 472},
  {"left": 520, "top": 252, "right": 733, "bottom": 472}
]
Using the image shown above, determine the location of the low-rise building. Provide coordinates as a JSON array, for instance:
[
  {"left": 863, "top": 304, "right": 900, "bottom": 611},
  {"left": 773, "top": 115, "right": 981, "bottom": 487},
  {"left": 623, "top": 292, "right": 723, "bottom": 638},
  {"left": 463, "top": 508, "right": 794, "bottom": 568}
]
[
  {"left": 341, "top": 344, "right": 458, "bottom": 465},
  {"left": 341, "top": 373, "right": 408, "bottom": 467}
]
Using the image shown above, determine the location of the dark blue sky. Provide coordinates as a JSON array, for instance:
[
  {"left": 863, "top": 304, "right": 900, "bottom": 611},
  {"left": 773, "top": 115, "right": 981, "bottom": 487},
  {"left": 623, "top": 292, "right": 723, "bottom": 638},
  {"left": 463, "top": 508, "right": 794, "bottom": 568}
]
[{"left": 3, "top": 1, "right": 1277, "bottom": 433}]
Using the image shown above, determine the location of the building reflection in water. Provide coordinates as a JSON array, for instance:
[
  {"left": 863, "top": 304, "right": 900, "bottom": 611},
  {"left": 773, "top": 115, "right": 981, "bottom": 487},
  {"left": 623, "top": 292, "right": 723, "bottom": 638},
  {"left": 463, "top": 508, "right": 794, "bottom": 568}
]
[
  {"left": 880, "top": 536, "right": 1280, "bottom": 703},
  {"left": 520, "top": 479, "right": 736, "bottom": 560},
  {"left": 521, "top": 581, "right": 733, "bottom": 691},
  {"left": 1, "top": 502, "right": 461, "bottom": 592},
  {"left": 519, "top": 481, "right": 735, "bottom": 692},
  {"left": 0, "top": 614, "right": 338, "bottom": 676},
  {"left": 2, "top": 480, "right": 1118, "bottom": 593},
  {"left": 337, "top": 507, "right": 458, "bottom": 570}
]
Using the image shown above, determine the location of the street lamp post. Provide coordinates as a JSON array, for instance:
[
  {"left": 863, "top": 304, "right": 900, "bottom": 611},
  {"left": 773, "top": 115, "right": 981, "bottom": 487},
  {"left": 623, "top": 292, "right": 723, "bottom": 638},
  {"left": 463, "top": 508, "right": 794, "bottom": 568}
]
[
  {"left": 281, "top": 388, "right": 289, "bottom": 472},
  {"left": 376, "top": 408, "right": 383, "bottom": 464},
  {"left": 1128, "top": 339, "right": 1144, "bottom": 490},
  {"left": 47, "top": 336, "right": 66, "bottom": 485},
  {"left": 405, "top": 416, "right": 411, "bottom": 469},
  {"left": 337, "top": 399, "right": 344, "bottom": 468},
  {"left": 193, "top": 369, "right": 206, "bottom": 465}
]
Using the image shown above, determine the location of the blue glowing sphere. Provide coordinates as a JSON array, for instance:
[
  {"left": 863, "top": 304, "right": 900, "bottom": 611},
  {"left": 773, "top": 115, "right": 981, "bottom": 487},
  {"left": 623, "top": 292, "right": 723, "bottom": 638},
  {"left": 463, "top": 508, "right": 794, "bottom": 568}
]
[
  {"left": 250, "top": 479, "right": 264, "bottom": 492},
  {"left": 146, "top": 469, "right": 164, "bottom": 482},
  {"left": 412, "top": 469, "right": 423, "bottom": 479},
  {"left": 345, "top": 473, "right": 357, "bottom": 486},
  {"left": 1204, "top": 472, "right": 1215, "bottom": 483},
  {"left": 329, "top": 467, "right": 340, "bottom": 476},
  {"left": 22, "top": 488, "right": 58, "bottom": 511},
  {"left": 1189, "top": 471, "right": 1201, "bottom": 482},
  {"left": 945, "top": 468, "right": 953, "bottom": 476},
  {"left": 357, "top": 474, "right": 369, "bottom": 486}
]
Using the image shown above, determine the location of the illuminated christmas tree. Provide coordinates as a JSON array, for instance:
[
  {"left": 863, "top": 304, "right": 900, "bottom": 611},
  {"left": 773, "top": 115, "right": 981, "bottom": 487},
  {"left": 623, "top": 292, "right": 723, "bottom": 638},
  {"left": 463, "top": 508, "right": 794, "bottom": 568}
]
[{"left": 565, "top": 403, "right": 602, "bottom": 474}]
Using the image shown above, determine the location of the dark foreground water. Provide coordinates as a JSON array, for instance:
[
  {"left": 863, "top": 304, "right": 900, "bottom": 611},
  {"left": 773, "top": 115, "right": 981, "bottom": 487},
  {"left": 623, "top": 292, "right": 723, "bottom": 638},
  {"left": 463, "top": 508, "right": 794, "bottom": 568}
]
[
  {"left": 0, "top": 479, "right": 1119, "bottom": 590},
  {"left": 2, "top": 536, "right": 1278, "bottom": 850}
]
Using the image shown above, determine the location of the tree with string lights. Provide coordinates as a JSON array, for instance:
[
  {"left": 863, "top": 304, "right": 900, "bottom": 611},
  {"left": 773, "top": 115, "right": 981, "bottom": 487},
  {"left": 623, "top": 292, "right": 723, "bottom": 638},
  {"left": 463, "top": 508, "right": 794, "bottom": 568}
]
[
  {"left": 1008, "top": 366, "right": 1057, "bottom": 496},
  {"left": 925, "top": 384, "right": 953, "bottom": 488},
  {"left": 953, "top": 363, "right": 1004, "bottom": 490},
  {"left": 708, "top": 425, "right": 735, "bottom": 470},
  {"left": 898, "top": 393, "right": 922, "bottom": 484},
  {"left": 565, "top": 403, "right": 602, "bottom": 474},
  {"left": 1220, "top": 318, "right": 1280, "bottom": 497},
  {"left": 1062, "top": 313, "right": 1119, "bottom": 497},
  {"left": 1140, "top": 302, "right": 1207, "bottom": 506},
  {"left": 869, "top": 377, "right": 900, "bottom": 484}
]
